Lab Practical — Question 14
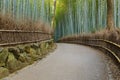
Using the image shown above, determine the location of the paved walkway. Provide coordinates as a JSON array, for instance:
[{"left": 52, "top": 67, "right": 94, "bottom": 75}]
[{"left": 4, "top": 43, "right": 110, "bottom": 80}]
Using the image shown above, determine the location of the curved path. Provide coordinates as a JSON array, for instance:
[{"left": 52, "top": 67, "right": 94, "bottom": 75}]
[{"left": 4, "top": 43, "right": 111, "bottom": 80}]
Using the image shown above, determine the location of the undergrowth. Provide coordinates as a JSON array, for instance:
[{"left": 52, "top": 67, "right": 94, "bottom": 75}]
[
  {"left": 0, "top": 13, "right": 53, "bottom": 34},
  {"left": 59, "top": 28, "right": 120, "bottom": 45}
]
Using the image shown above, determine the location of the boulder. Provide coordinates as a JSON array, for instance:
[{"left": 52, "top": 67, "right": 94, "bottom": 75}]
[
  {"left": 0, "top": 48, "right": 3, "bottom": 53},
  {"left": 18, "top": 52, "right": 28, "bottom": 62},
  {"left": 36, "top": 48, "right": 42, "bottom": 59},
  {"left": 17, "top": 45, "right": 25, "bottom": 53},
  {"left": 19, "top": 53, "right": 34, "bottom": 64},
  {"left": 28, "top": 48, "right": 39, "bottom": 61},
  {"left": 24, "top": 46, "right": 31, "bottom": 53},
  {"left": 18, "top": 52, "right": 34, "bottom": 63},
  {"left": 6, "top": 53, "right": 22, "bottom": 72},
  {"left": 0, "top": 49, "right": 9, "bottom": 67},
  {"left": 40, "top": 42, "right": 47, "bottom": 54},
  {"left": 8, "top": 47, "right": 20, "bottom": 59},
  {"left": 31, "top": 43, "right": 39, "bottom": 49},
  {"left": 46, "top": 43, "right": 49, "bottom": 49},
  {"left": 36, "top": 48, "right": 42, "bottom": 55},
  {"left": 0, "top": 67, "right": 9, "bottom": 79}
]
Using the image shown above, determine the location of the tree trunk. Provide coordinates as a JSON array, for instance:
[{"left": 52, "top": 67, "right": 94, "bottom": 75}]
[
  {"left": 107, "top": 0, "right": 114, "bottom": 30},
  {"left": 51, "top": 0, "right": 56, "bottom": 29}
]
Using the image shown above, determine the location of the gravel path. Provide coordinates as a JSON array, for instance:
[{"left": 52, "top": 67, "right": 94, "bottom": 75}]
[{"left": 3, "top": 43, "right": 113, "bottom": 80}]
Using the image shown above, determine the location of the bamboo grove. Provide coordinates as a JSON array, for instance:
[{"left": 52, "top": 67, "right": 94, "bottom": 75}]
[
  {"left": 0, "top": 0, "right": 54, "bottom": 24},
  {"left": 0, "top": 0, "right": 120, "bottom": 40},
  {"left": 54, "top": 0, "right": 120, "bottom": 40}
]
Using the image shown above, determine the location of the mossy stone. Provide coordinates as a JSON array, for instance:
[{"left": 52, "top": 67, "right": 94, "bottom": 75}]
[
  {"left": 31, "top": 43, "right": 39, "bottom": 49},
  {"left": 36, "top": 48, "right": 41, "bottom": 55},
  {"left": 40, "top": 42, "right": 46, "bottom": 49},
  {"left": 0, "top": 48, "right": 3, "bottom": 53},
  {"left": 0, "top": 67, "right": 9, "bottom": 79},
  {"left": 36, "top": 49, "right": 42, "bottom": 59},
  {"left": 18, "top": 52, "right": 28, "bottom": 62},
  {"left": 6, "top": 53, "right": 22, "bottom": 72},
  {"left": 8, "top": 47, "right": 20, "bottom": 59},
  {"left": 40, "top": 42, "right": 47, "bottom": 54},
  {"left": 45, "top": 43, "right": 49, "bottom": 49},
  {"left": 24, "top": 46, "right": 31, "bottom": 53},
  {"left": 17, "top": 45, "right": 25, "bottom": 53},
  {"left": 0, "top": 49, "right": 9, "bottom": 67},
  {"left": 28, "top": 48, "right": 39, "bottom": 61}
]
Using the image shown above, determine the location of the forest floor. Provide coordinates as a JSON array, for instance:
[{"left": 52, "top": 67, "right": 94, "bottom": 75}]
[{"left": 3, "top": 43, "right": 119, "bottom": 80}]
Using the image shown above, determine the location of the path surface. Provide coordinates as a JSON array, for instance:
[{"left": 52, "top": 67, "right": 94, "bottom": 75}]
[{"left": 4, "top": 43, "right": 110, "bottom": 80}]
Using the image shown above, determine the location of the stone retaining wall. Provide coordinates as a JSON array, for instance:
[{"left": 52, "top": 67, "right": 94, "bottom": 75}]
[{"left": 0, "top": 40, "right": 56, "bottom": 79}]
